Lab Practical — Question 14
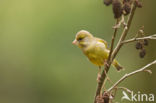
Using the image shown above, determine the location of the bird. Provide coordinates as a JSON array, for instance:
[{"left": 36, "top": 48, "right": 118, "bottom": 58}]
[{"left": 72, "top": 30, "right": 123, "bottom": 81}]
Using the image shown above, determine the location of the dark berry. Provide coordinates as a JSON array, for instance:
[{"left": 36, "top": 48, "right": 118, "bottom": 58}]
[
  {"left": 104, "top": 0, "right": 112, "bottom": 6},
  {"left": 112, "top": 0, "right": 123, "bottom": 19},
  {"left": 136, "top": 42, "right": 143, "bottom": 49},
  {"left": 103, "top": 92, "right": 110, "bottom": 103},
  {"left": 144, "top": 39, "right": 148, "bottom": 46},
  {"left": 123, "top": 2, "right": 131, "bottom": 15},
  {"left": 139, "top": 49, "right": 146, "bottom": 58},
  {"left": 135, "top": 0, "right": 143, "bottom": 8}
]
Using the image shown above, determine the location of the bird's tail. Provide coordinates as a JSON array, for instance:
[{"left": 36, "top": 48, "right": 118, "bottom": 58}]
[{"left": 112, "top": 59, "right": 123, "bottom": 71}]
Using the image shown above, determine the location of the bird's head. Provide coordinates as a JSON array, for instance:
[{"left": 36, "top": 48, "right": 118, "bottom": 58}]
[{"left": 72, "top": 30, "right": 93, "bottom": 48}]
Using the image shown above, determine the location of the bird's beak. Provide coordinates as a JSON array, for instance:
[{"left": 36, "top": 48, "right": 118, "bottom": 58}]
[{"left": 72, "top": 39, "right": 78, "bottom": 45}]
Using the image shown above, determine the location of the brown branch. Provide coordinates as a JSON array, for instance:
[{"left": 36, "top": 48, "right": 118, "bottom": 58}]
[
  {"left": 107, "top": 60, "right": 156, "bottom": 92},
  {"left": 108, "top": 19, "right": 120, "bottom": 63},
  {"left": 94, "top": 19, "right": 119, "bottom": 103},
  {"left": 121, "top": 34, "right": 156, "bottom": 44},
  {"left": 94, "top": 3, "right": 137, "bottom": 103}
]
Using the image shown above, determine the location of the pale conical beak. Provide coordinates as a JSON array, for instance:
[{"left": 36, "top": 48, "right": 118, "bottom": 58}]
[{"left": 72, "top": 39, "right": 78, "bottom": 45}]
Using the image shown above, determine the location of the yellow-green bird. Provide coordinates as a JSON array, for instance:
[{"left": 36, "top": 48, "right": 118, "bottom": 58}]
[{"left": 72, "top": 30, "right": 123, "bottom": 76}]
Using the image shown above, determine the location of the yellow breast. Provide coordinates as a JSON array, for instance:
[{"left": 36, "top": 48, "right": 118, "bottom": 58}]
[{"left": 83, "top": 42, "right": 109, "bottom": 66}]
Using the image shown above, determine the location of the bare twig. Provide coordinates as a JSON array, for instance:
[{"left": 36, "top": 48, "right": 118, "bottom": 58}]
[
  {"left": 107, "top": 60, "right": 156, "bottom": 92},
  {"left": 113, "top": 15, "right": 127, "bottom": 29},
  {"left": 108, "top": 19, "right": 120, "bottom": 63},
  {"left": 144, "top": 69, "right": 152, "bottom": 74},
  {"left": 122, "top": 34, "right": 156, "bottom": 44},
  {"left": 111, "top": 86, "right": 132, "bottom": 101},
  {"left": 115, "top": 87, "right": 132, "bottom": 94}
]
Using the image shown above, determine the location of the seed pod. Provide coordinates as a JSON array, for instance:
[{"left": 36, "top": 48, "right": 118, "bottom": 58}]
[
  {"left": 136, "top": 42, "right": 143, "bottom": 49},
  {"left": 104, "top": 0, "right": 112, "bottom": 6},
  {"left": 123, "top": 0, "right": 131, "bottom": 3},
  {"left": 135, "top": 0, "right": 143, "bottom": 8},
  {"left": 144, "top": 39, "right": 148, "bottom": 46},
  {"left": 103, "top": 92, "right": 110, "bottom": 103},
  {"left": 139, "top": 49, "right": 146, "bottom": 58},
  {"left": 122, "top": 2, "right": 131, "bottom": 15},
  {"left": 112, "top": 0, "right": 122, "bottom": 19}
]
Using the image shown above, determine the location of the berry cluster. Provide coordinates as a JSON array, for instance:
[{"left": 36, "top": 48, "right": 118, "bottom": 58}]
[
  {"left": 135, "top": 27, "right": 148, "bottom": 58},
  {"left": 136, "top": 40, "right": 148, "bottom": 58},
  {"left": 103, "top": 0, "right": 142, "bottom": 19}
]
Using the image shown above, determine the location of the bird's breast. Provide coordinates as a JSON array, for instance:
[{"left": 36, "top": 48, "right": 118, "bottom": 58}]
[{"left": 83, "top": 43, "right": 108, "bottom": 66}]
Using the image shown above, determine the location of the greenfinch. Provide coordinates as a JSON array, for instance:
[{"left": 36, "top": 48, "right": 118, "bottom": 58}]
[{"left": 72, "top": 30, "right": 123, "bottom": 71}]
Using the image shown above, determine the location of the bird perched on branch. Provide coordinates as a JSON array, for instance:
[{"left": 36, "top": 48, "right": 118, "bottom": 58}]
[{"left": 72, "top": 30, "right": 123, "bottom": 81}]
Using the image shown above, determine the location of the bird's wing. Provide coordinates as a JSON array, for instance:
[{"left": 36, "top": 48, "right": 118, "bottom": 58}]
[{"left": 95, "top": 37, "right": 108, "bottom": 48}]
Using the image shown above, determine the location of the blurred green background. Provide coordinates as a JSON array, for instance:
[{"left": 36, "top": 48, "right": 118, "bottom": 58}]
[{"left": 0, "top": 0, "right": 156, "bottom": 103}]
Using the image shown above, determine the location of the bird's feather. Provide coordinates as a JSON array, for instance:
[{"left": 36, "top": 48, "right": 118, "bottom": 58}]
[{"left": 95, "top": 37, "right": 108, "bottom": 48}]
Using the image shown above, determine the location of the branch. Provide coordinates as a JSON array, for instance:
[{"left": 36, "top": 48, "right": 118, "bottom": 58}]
[
  {"left": 122, "top": 34, "right": 156, "bottom": 44},
  {"left": 111, "top": 87, "right": 132, "bottom": 99},
  {"left": 115, "top": 87, "right": 132, "bottom": 94},
  {"left": 107, "top": 60, "right": 156, "bottom": 92},
  {"left": 94, "top": 19, "right": 119, "bottom": 103},
  {"left": 94, "top": 3, "right": 137, "bottom": 103},
  {"left": 111, "top": 4, "right": 136, "bottom": 61},
  {"left": 108, "top": 19, "right": 120, "bottom": 63}
]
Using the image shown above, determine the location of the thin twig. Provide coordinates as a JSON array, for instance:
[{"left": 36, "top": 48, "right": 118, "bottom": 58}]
[
  {"left": 113, "top": 15, "right": 127, "bottom": 29},
  {"left": 144, "top": 69, "right": 152, "bottom": 74},
  {"left": 114, "top": 87, "right": 132, "bottom": 94},
  {"left": 107, "top": 60, "right": 156, "bottom": 92},
  {"left": 122, "top": 34, "right": 156, "bottom": 44},
  {"left": 108, "top": 19, "right": 120, "bottom": 63},
  {"left": 111, "top": 86, "right": 132, "bottom": 102}
]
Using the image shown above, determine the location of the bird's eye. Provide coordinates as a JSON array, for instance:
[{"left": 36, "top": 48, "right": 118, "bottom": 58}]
[{"left": 77, "top": 37, "right": 83, "bottom": 41}]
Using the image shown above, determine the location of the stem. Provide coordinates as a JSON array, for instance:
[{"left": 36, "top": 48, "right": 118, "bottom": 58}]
[
  {"left": 108, "top": 60, "right": 156, "bottom": 92},
  {"left": 122, "top": 34, "right": 156, "bottom": 44},
  {"left": 94, "top": 19, "right": 119, "bottom": 103},
  {"left": 108, "top": 19, "right": 119, "bottom": 62},
  {"left": 111, "top": 5, "right": 136, "bottom": 61}
]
